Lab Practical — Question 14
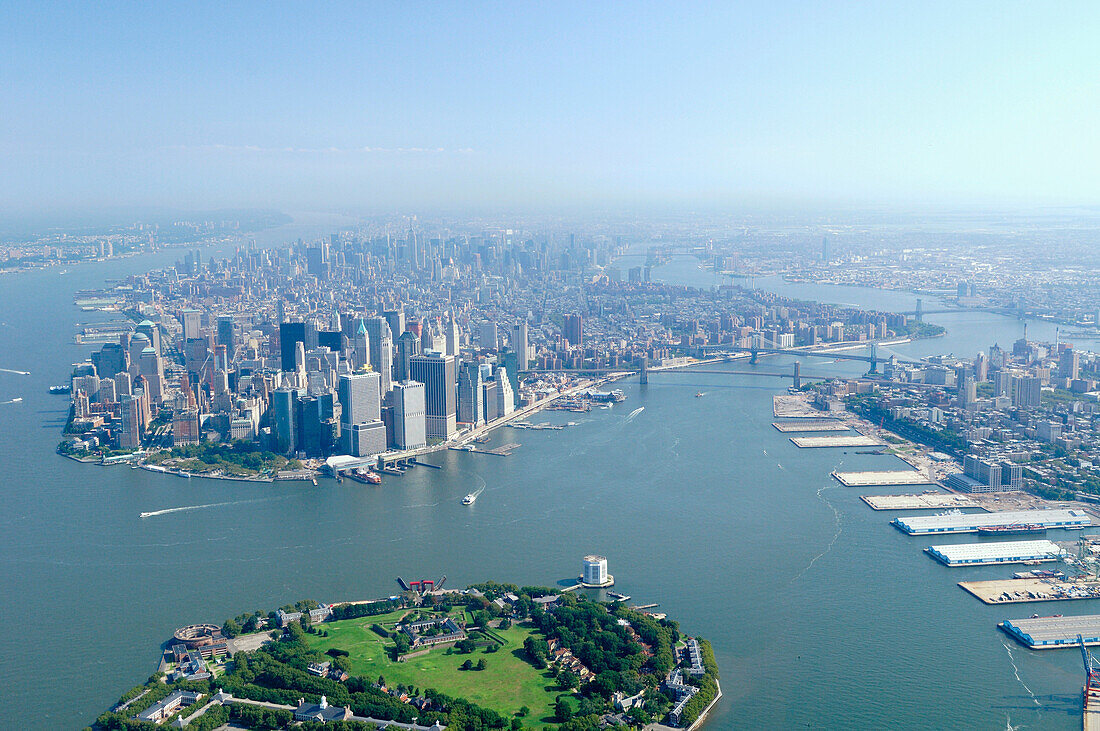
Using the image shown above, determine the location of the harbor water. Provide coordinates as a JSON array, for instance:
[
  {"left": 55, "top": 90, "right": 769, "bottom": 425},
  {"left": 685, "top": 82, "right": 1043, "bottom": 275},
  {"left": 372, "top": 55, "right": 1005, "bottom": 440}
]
[{"left": 0, "top": 242, "right": 1094, "bottom": 728}]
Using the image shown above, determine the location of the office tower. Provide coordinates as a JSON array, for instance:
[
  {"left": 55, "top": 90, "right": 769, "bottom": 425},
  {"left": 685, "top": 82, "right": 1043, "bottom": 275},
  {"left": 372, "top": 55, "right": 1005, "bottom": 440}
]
[
  {"left": 512, "top": 321, "right": 529, "bottom": 367},
  {"left": 457, "top": 361, "right": 484, "bottom": 425},
  {"left": 280, "top": 322, "right": 306, "bottom": 372},
  {"left": 271, "top": 387, "right": 298, "bottom": 454},
  {"left": 482, "top": 379, "right": 499, "bottom": 421},
  {"left": 114, "top": 371, "right": 132, "bottom": 398},
  {"left": 445, "top": 314, "right": 460, "bottom": 356},
  {"left": 92, "top": 341, "right": 127, "bottom": 377},
  {"left": 383, "top": 309, "right": 405, "bottom": 341},
  {"left": 993, "top": 370, "right": 1013, "bottom": 397},
  {"left": 494, "top": 366, "right": 515, "bottom": 418},
  {"left": 822, "top": 235, "right": 829, "bottom": 263},
  {"left": 479, "top": 321, "right": 498, "bottom": 350},
  {"left": 1013, "top": 376, "right": 1042, "bottom": 409},
  {"left": 353, "top": 319, "right": 370, "bottom": 371},
  {"left": 299, "top": 392, "right": 338, "bottom": 457},
  {"left": 364, "top": 316, "right": 393, "bottom": 395},
  {"left": 958, "top": 375, "right": 977, "bottom": 410},
  {"left": 391, "top": 381, "right": 427, "bottom": 450},
  {"left": 1060, "top": 348, "right": 1080, "bottom": 381},
  {"left": 347, "top": 421, "right": 387, "bottom": 457},
  {"left": 135, "top": 320, "right": 160, "bottom": 355},
  {"left": 181, "top": 309, "right": 202, "bottom": 342},
  {"left": 172, "top": 408, "right": 201, "bottom": 446},
  {"left": 502, "top": 349, "right": 521, "bottom": 406},
  {"left": 217, "top": 315, "right": 235, "bottom": 357},
  {"left": 395, "top": 331, "right": 421, "bottom": 382},
  {"left": 564, "top": 313, "right": 583, "bottom": 346},
  {"left": 409, "top": 352, "right": 457, "bottom": 439},
  {"left": 338, "top": 372, "right": 382, "bottom": 427},
  {"left": 974, "top": 352, "right": 988, "bottom": 382}
]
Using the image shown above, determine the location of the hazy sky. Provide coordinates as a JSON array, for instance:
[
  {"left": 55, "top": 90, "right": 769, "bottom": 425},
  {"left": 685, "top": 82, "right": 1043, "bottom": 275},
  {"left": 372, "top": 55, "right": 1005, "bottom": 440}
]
[{"left": 3, "top": 2, "right": 1099, "bottom": 215}]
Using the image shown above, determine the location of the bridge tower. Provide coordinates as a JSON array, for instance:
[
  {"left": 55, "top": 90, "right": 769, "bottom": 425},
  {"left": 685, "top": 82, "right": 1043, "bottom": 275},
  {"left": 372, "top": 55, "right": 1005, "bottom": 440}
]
[
  {"left": 639, "top": 355, "right": 648, "bottom": 385},
  {"left": 915, "top": 298, "right": 923, "bottom": 322},
  {"left": 750, "top": 348, "right": 758, "bottom": 365},
  {"left": 793, "top": 361, "right": 801, "bottom": 389},
  {"left": 868, "top": 343, "right": 878, "bottom": 374}
]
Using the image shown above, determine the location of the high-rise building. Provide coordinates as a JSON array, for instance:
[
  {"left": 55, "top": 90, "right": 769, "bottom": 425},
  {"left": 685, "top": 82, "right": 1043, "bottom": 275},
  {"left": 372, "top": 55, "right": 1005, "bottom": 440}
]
[
  {"left": 445, "top": 315, "right": 460, "bottom": 356},
  {"left": 409, "top": 352, "right": 457, "bottom": 439},
  {"left": 383, "top": 309, "right": 405, "bottom": 341},
  {"left": 958, "top": 375, "right": 977, "bottom": 410},
  {"left": 338, "top": 372, "right": 382, "bottom": 427},
  {"left": 353, "top": 319, "right": 370, "bottom": 371},
  {"left": 457, "top": 361, "right": 484, "bottom": 425},
  {"left": 271, "top": 387, "right": 299, "bottom": 454},
  {"left": 119, "top": 395, "right": 144, "bottom": 449},
  {"left": 364, "top": 317, "right": 393, "bottom": 395},
  {"left": 395, "top": 331, "right": 421, "bottom": 382},
  {"left": 216, "top": 315, "right": 235, "bottom": 357},
  {"left": 564, "top": 313, "right": 583, "bottom": 346},
  {"left": 181, "top": 309, "right": 202, "bottom": 342},
  {"left": 1060, "top": 349, "right": 1080, "bottom": 381},
  {"left": 494, "top": 366, "right": 515, "bottom": 418},
  {"left": 279, "top": 322, "right": 306, "bottom": 372},
  {"left": 479, "top": 321, "right": 498, "bottom": 350},
  {"left": 1013, "top": 376, "right": 1042, "bottom": 409},
  {"left": 391, "top": 380, "right": 426, "bottom": 450},
  {"left": 512, "top": 321, "right": 530, "bottom": 367}
]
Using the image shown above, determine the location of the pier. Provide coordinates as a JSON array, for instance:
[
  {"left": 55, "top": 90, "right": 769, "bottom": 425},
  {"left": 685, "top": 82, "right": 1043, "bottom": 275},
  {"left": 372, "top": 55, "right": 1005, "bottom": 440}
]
[
  {"left": 1001, "top": 615, "right": 1100, "bottom": 649},
  {"left": 959, "top": 578, "right": 1100, "bottom": 605},
  {"left": 789, "top": 435, "right": 882, "bottom": 448},
  {"left": 449, "top": 442, "right": 520, "bottom": 456},
  {"left": 860, "top": 493, "right": 983, "bottom": 511},
  {"left": 833, "top": 470, "right": 933, "bottom": 487},
  {"left": 926, "top": 540, "right": 1065, "bottom": 567},
  {"left": 893, "top": 509, "right": 1091, "bottom": 535},
  {"left": 772, "top": 420, "right": 847, "bottom": 433}
]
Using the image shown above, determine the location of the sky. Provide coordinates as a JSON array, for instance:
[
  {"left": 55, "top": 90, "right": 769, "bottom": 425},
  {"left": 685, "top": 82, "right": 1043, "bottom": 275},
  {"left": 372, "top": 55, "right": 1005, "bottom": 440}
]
[{"left": 2, "top": 2, "right": 1099, "bottom": 217}]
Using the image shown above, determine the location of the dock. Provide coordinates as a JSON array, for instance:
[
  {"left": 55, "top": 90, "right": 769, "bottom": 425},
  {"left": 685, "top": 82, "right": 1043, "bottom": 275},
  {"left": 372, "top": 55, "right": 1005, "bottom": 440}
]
[
  {"left": 925, "top": 539, "right": 1065, "bottom": 567},
  {"left": 833, "top": 470, "right": 933, "bottom": 487},
  {"left": 893, "top": 508, "right": 1091, "bottom": 535},
  {"left": 450, "top": 442, "right": 520, "bottom": 456},
  {"left": 772, "top": 394, "right": 821, "bottom": 418},
  {"left": 959, "top": 578, "right": 1100, "bottom": 605},
  {"left": 860, "top": 493, "right": 983, "bottom": 511},
  {"left": 771, "top": 420, "right": 847, "bottom": 433},
  {"left": 1000, "top": 615, "right": 1100, "bottom": 649},
  {"left": 789, "top": 435, "right": 883, "bottom": 448}
]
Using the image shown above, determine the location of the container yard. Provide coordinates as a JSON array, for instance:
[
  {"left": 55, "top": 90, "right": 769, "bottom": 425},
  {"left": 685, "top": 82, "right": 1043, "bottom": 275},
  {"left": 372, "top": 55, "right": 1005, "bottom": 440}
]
[
  {"left": 893, "top": 509, "right": 1091, "bottom": 535},
  {"left": 1000, "top": 615, "right": 1100, "bottom": 649},
  {"left": 833, "top": 470, "right": 933, "bottom": 487},
  {"left": 861, "top": 493, "right": 983, "bottom": 511},
  {"left": 925, "top": 540, "right": 1065, "bottom": 567},
  {"left": 771, "top": 420, "right": 848, "bottom": 433},
  {"left": 789, "top": 435, "right": 883, "bottom": 448}
]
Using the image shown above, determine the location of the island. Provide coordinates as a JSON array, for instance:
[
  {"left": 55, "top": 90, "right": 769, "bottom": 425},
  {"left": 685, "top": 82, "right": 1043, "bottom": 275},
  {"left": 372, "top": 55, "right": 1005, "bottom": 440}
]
[{"left": 91, "top": 581, "right": 720, "bottom": 731}]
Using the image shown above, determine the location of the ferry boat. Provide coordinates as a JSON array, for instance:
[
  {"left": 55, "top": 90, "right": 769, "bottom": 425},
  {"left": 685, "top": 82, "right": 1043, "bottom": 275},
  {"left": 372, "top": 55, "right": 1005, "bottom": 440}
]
[
  {"left": 977, "top": 524, "right": 1046, "bottom": 536},
  {"left": 48, "top": 385, "right": 70, "bottom": 394},
  {"left": 695, "top": 392, "right": 704, "bottom": 398},
  {"left": 462, "top": 493, "right": 477, "bottom": 505}
]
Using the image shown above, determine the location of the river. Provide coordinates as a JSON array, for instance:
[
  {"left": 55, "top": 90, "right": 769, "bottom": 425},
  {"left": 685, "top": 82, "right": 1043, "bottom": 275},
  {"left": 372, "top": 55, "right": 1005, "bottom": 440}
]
[{"left": 0, "top": 240, "right": 1091, "bottom": 728}]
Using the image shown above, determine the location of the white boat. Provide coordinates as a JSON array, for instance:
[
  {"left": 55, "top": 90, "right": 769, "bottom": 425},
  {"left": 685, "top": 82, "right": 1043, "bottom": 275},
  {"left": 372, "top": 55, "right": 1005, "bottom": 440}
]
[{"left": 462, "top": 493, "right": 477, "bottom": 505}]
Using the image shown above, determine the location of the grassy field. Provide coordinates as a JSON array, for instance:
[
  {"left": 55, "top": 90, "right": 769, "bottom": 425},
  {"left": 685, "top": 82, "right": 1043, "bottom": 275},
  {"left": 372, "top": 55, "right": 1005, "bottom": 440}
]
[{"left": 303, "top": 611, "right": 562, "bottom": 723}]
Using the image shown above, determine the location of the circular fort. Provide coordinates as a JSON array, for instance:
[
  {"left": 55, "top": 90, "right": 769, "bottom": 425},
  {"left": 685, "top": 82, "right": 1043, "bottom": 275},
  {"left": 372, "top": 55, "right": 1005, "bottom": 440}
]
[{"left": 172, "top": 624, "right": 223, "bottom": 649}]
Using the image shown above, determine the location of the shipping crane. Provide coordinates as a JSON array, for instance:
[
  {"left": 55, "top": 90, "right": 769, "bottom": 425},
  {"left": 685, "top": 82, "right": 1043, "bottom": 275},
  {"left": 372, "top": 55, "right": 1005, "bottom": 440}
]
[{"left": 1079, "top": 634, "right": 1100, "bottom": 710}]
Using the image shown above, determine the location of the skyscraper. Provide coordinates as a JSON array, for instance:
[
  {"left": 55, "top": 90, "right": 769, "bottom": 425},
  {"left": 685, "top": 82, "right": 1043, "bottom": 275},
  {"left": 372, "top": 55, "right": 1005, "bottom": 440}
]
[
  {"left": 409, "top": 352, "right": 457, "bottom": 439},
  {"left": 479, "top": 321, "right": 498, "bottom": 350},
  {"left": 564, "top": 313, "right": 583, "bottom": 346},
  {"left": 457, "top": 361, "right": 484, "bottom": 426},
  {"left": 271, "top": 387, "right": 299, "bottom": 454},
  {"left": 338, "top": 372, "right": 382, "bottom": 427},
  {"left": 279, "top": 322, "right": 306, "bottom": 372},
  {"left": 512, "top": 320, "right": 529, "bottom": 367},
  {"left": 364, "top": 316, "right": 393, "bottom": 395},
  {"left": 391, "top": 380, "right": 426, "bottom": 450},
  {"left": 395, "top": 331, "right": 421, "bottom": 382},
  {"left": 353, "top": 319, "right": 370, "bottom": 371},
  {"left": 445, "top": 314, "right": 460, "bottom": 356},
  {"left": 217, "top": 315, "right": 235, "bottom": 357},
  {"left": 181, "top": 309, "right": 202, "bottom": 342}
]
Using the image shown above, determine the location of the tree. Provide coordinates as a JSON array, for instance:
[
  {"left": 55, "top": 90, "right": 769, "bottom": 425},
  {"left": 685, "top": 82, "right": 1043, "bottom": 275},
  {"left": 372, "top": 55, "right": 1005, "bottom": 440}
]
[
  {"left": 475, "top": 658, "right": 486, "bottom": 671},
  {"left": 393, "top": 634, "right": 410, "bottom": 656},
  {"left": 559, "top": 671, "right": 578, "bottom": 690},
  {"left": 377, "top": 675, "right": 386, "bottom": 688},
  {"left": 222, "top": 618, "right": 242, "bottom": 638},
  {"left": 517, "top": 706, "right": 529, "bottom": 718},
  {"left": 455, "top": 638, "right": 477, "bottom": 654},
  {"left": 510, "top": 718, "right": 523, "bottom": 730},
  {"left": 498, "top": 618, "right": 512, "bottom": 630},
  {"left": 461, "top": 659, "right": 473, "bottom": 671},
  {"left": 555, "top": 697, "right": 573, "bottom": 722}
]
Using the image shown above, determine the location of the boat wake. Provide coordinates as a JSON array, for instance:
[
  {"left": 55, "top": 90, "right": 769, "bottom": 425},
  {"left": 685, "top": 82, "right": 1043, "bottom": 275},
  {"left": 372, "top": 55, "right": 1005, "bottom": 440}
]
[
  {"left": 0, "top": 368, "right": 30, "bottom": 376},
  {"left": 625, "top": 406, "right": 644, "bottom": 422},
  {"left": 789, "top": 484, "right": 842, "bottom": 585},
  {"left": 1002, "top": 642, "right": 1040, "bottom": 706},
  {"left": 140, "top": 497, "right": 275, "bottom": 519},
  {"left": 0, "top": 397, "right": 22, "bottom": 405}
]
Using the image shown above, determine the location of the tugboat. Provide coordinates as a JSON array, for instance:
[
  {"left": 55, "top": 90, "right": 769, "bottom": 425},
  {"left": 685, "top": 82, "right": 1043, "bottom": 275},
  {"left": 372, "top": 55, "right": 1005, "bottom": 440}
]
[{"left": 462, "top": 493, "right": 477, "bottom": 505}]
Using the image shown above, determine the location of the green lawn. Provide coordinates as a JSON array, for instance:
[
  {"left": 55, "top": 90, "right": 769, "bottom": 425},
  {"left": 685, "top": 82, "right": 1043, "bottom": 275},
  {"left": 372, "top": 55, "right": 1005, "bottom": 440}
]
[{"left": 304, "top": 613, "right": 562, "bottom": 723}]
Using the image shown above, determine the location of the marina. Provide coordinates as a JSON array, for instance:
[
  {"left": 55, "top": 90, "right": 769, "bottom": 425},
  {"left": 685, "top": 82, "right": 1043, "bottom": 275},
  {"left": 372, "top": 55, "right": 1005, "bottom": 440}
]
[
  {"left": 925, "top": 540, "right": 1065, "bottom": 567},
  {"left": 833, "top": 470, "right": 933, "bottom": 487},
  {"left": 1000, "top": 615, "right": 1100, "bottom": 649},
  {"left": 771, "top": 420, "right": 848, "bottom": 433},
  {"left": 959, "top": 578, "right": 1100, "bottom": 605},
  {"left": 860, "top": 492, "right": 983, "bottom": 511},
  {"left": 788, "top": 435, "right": 883, "bottom": 448},
  {"left": 893, "top": 509, "right": 1091, "bottom": 535}
]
